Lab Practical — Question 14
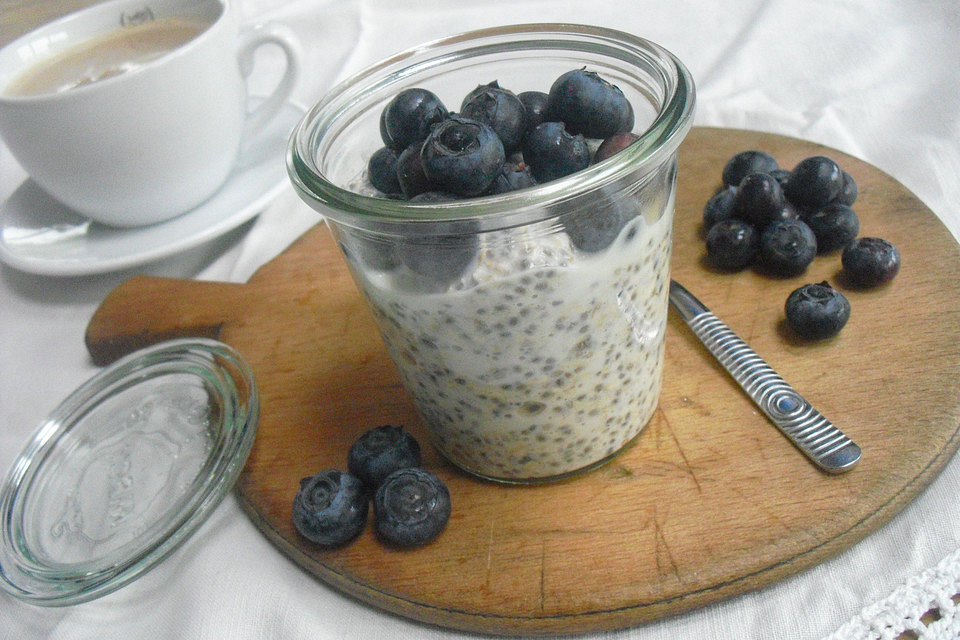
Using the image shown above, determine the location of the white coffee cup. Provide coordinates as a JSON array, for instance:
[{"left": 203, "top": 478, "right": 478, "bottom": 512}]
[{"left": 0, "top": 0, "right": 300, "bottom": 227}]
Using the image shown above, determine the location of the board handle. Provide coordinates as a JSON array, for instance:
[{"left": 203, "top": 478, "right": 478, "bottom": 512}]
[{"left": 85, "top": 275, "right": 248, "bottom": 366}]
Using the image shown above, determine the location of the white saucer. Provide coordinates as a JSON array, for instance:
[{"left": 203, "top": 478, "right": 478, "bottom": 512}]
[{"left": 0, "top": 100, "right": 305, "bottom": 276}]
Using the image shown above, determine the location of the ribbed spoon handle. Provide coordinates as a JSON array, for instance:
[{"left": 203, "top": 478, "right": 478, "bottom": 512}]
[{"left": 669, "top": 280, "right": 861, "bottom": 473}]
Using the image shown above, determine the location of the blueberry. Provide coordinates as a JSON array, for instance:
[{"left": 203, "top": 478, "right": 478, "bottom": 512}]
[
  {"left": 759, "top": 219, "right": 817, "bottom": 276},
  {"left": 518, "top": 90, "right": 550, "bottom": 138},
  {"left": 805, "top": 202, "right": 860, "bottom": 253},
  {"left": 489, "top": 160, "right": 537, "bottom": 194},
  {"left": 367, "top": 147, "right": 401, "bottom": 195},
  {"left": 522, "top": 122, "right": 590, "bottom": 183},
  {"left": 770, "top": 168, "right": 791, "bottom": 191},
  {"left": 396, "top": 231, "right": 478, "bottom": 287},
  {"left": 348, "top": 424, "right": 422, "bottom": 490},
  {"left": 784, "top": 281, "right": 850, "bottom": 340},
  {"left": 342, "top": 231, "right": 399, "bottom": 272},
  {"left": 409, "top": 191, "right": 458, "bottom": 203},
  {"left": 380, "top": 88, "right": 448, "bottom": 151},
  {"left": 706, "top": 219, "right": 759, "bottom": 271},
  {"left": 838, "top": 169, "right": 858, "bottom": 206},
  {"left": 546, "top": 68, "right": 634, "bottom": 139},
  {"left": 396, "top": 143, "right": 432, "bottom": 199},
  {"left": 460, "top": 81, "right": 527, "bottom": 154},
  {"left": 732, "top": 172, "right": 787, "bottom": 229},
  {"left": 561, "top": 196, "right": 632, "bottom": 253},
  {"left": 774, "top": 201, "right": 801, "bottom": 224},
  {"left": 703, "top": 186, "right": 737, "bottom": 228},
  {"left": 593, "top": 132, "right": 640, "bottom": 164},
  {"left": 292, "top": 469, "right": 368, "bottom": 547},
  {"left": 784, "top": 156, "right": 843, "bottom": 209},
  {"left": 842, "top": 237, "right": 901, "bottom": 287},
  {"left": 373, "top": 468, "right": 451, "bottom": 547},
  {"left": 721, "top": 150, "right": 779, "bottom": 187},
  {"left": 420, "top": 116, "right": 505, "bottom": 196},
  {"left": 379, "top": 109, "right": 392, "bottom": 151}
]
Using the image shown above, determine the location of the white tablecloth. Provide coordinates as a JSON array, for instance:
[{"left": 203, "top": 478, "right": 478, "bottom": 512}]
[{"left": 2, "top": 1, "right": 959, "bottom": 638}]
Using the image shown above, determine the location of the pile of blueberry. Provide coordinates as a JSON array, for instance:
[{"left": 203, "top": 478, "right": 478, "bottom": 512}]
[
  {"left": 292, "top": 424, "right": 451, "bottom": 548},
  {"left": 702, "top": 150, "right": 900, "bottom": 339},
  {"left": 367, "top": 68, "right": 637, "bottom": 201}
]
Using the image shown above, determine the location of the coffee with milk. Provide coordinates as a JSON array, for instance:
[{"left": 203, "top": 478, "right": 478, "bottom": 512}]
[
  {"left": 5, "top": 17, "right": 208, "bottom": 96},
  {"left": 0, "top": 0, "right": 300, "bottom": 226}
]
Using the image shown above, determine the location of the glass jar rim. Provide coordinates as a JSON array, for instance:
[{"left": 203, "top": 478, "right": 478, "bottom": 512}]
[{"left": 287, "top": 23, "right": 695, "bottom": 230}]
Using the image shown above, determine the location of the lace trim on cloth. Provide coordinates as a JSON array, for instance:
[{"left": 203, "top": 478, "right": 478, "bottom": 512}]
[{"left": 826, "top": 547, "right": 960, "bottom": 640}]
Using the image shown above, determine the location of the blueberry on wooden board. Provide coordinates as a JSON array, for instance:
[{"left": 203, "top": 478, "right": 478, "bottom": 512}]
[
  {"left": 374, "top": 468, "right": 451, "bottom": 547},
  {"left": 348, "top": 424, "right": 422, "bottom": 490},
  {"left": 785, "top": 281, "right": 851, "bottom": 340},
  {"left": 770, "top": 167, "right": 791, "bottom": 191},
  {"left": 784, "top": 155, "right": 843, "bottom": 209},
  {"left": 721, "top": 150, "right": 779, "bottom": 187},
  {"left": 292, "top": 469, "right": 368, "bottom": 547},
  {"left": 842, "top": 237, "right": 901, "bottom": 287},
  {"left": 805, "top": 202, "right": 860, "bottom": 253},
  {"left": 703, "top": 186, "right": 738, "bottom": 228},
  {"left": 733, "top": 172, "right": 787, "bottom": 229},
  {"left": 759, "top": 218, "right": 817, "bottom": 276},
  {"left": 706, "top": 218, "right": 759, "bottom": 271},
  {"left": 838, "top": 169, "right": 858, "bottom": 206}
]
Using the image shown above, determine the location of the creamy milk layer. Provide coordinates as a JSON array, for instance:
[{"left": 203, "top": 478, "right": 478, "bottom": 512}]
[{"left": 350, "top": 198, "right": 673, "bottom": 481}]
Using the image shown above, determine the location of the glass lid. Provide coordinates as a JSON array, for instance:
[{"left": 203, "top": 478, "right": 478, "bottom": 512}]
[{"left": 0, "top": 338, "right": 259, "bottom": 606}]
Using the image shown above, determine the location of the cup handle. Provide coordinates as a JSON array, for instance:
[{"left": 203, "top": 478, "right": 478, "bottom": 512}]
[{"left": 236, "top": 22, "right": 301, "bottom": 139}]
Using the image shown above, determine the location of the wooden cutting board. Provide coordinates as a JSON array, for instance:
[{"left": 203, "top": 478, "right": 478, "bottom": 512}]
[{"left": 85, "top": 127, "right": 960, "bottom": 636}]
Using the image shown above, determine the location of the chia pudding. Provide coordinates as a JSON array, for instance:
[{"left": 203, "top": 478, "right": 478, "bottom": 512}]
[
  {"left": 344, "top": 180, "right": 674, "bottom": 481},
  {"left": 287, "top": 25, "right": 695, "bottom": 482}
]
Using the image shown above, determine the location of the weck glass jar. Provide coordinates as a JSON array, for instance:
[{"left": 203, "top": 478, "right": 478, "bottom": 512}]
[{"left": 287, "top": 24, "right": 694, "bottom": 483}]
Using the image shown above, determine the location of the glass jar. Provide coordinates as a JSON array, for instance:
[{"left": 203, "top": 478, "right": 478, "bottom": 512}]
[{"left": 288, "top": 24, "right": 694, "bottom": 483}]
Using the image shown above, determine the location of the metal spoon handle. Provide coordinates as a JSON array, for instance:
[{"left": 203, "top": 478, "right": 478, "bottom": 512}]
[{"left": 669, "top": 280, "right": 861, "bottom": 473}]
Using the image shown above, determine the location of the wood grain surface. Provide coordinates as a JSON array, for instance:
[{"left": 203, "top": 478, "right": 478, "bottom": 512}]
[{"left": 85, "top": 127, "right": 960, "bottom": 635}]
